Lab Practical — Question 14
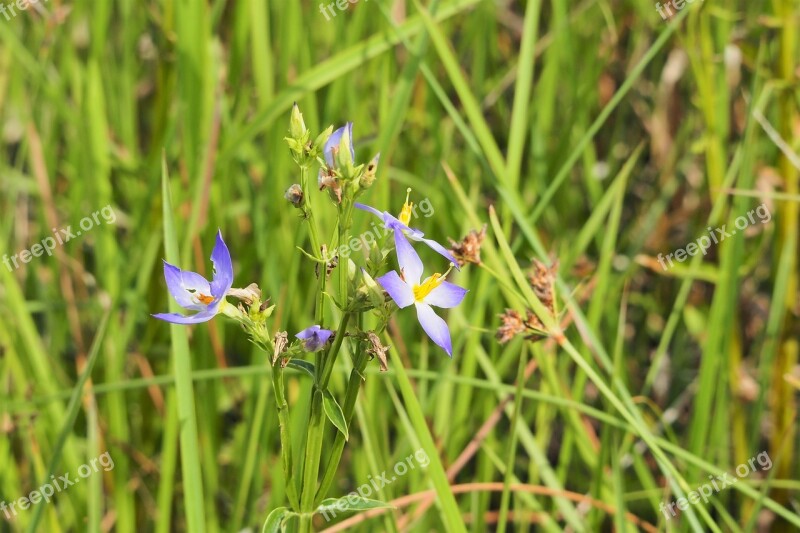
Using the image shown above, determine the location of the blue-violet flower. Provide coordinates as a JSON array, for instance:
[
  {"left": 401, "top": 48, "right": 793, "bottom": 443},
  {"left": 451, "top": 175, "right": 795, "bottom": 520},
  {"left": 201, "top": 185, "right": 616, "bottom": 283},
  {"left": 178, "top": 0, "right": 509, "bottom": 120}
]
[
  {"left": 376, "top": 235, "right": 467, "bottom": 356},
  {"left": 152, "top": 230, "right": 233, "bottom": 324},
  {"left": 296, "top": 325, "right": 335, "bottom": 352}
]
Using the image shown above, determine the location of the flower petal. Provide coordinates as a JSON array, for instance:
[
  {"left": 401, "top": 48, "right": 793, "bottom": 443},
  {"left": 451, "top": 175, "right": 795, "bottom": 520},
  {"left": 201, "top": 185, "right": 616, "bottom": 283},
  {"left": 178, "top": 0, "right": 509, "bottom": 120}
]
[
  {"left": 376, "top": 271, "right": 415, "bottom": 309},
  {"left": 394, "top": 231, "right": 423, "bottom": 285},
  {"left": 354, "top": 202, "right": 385, "bottom": 219},
  {"left": 423, "top": 281, "right": 468, "bottom": 309},
  {"left": 296, "top": 325, "right": 334, "bottom": 352},
  {"left": 324, "top": 123, "right": 354, "bottom": 167},
  {"left": 383, "top": 212, "right": 414, "bottom": 233},
  {"left": 344, "top": 122, "right": 355, "bottom": 162},
  {"left": 209, "top": 230, "right": 234, "bottom": 298},
  {"left": 163, "top": 261, "right": 211, "bottom": 311},
  {"left": 324, "top": 127, "right": 344, "bottom": 167},
  {"left": 414, "top": 302, "right": 453, "bottom": 357},
  {"left": 296, "top": 325, "right": 321, "bottom": 340},
  {"left": 316, "top": 328, "right": 334, "bottom": 345},
  {"left": 419, "top": 237, "right": 461, "bottom": 270},
  {"left": 152, "top": 311, "right": 217, "bottom": 325}
]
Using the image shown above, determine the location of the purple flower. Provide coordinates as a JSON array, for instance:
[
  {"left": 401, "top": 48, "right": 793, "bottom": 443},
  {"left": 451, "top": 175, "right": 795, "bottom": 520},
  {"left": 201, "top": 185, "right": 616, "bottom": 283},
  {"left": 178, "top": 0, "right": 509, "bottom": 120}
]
[
  {"left": 376, "top": 236, "right": 467, "bottom": 357},
  {"left": 323, "top": 122, "right": 355, "bottom": 168},
  {"left": 152, "top": 230, "right": 234, "bottom": 324},
  {"left": 296, "top": 325, "right": 335, "bottom": 352},
  {"left": 355, "top": 192, "right": 459, "bottom": 268}
]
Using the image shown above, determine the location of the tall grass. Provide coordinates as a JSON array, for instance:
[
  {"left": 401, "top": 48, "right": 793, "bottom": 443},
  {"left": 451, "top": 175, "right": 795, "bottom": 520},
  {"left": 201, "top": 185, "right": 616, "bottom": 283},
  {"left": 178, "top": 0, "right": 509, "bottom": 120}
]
[{"left": 1, "top": 0, "right": 798, "bottom": 531}]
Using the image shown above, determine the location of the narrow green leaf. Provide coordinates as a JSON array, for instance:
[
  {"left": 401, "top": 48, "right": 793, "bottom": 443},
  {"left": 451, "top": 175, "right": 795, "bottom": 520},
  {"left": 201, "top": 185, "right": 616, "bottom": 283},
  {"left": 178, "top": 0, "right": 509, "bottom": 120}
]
[
  {"left": 316, "top": 496, "right": 394, "bottom": 515},
  {"left": 322, "top": 390, "right": 349, "bottom": 441},
  {"left": 161, "top": 156, "right": 207, "bottom": 533},
  {"left": 286, "top": 359, "right": 316, "bottom": 379},
  {"left": 262, "top": 506, "right": 292, "bottom": 533}
]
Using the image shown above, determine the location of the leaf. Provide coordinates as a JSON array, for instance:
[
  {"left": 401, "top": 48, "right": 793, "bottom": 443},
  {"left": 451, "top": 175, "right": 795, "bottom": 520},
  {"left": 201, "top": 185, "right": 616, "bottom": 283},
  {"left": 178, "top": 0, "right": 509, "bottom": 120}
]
[
  {"left": 322, "top": 390, "right": 349, "bottom": 441},
  {"left": 316, "top": 496, "right": 394, "bottom": 517},
  {"left": 285, "top": 359, "right": 315, "bottom": 379},
  {"left": 262, "top": 506, "right": 293, "bottom": 533},
  {"left": 295, "top": 246, "right": 325, "bottom": 263}
]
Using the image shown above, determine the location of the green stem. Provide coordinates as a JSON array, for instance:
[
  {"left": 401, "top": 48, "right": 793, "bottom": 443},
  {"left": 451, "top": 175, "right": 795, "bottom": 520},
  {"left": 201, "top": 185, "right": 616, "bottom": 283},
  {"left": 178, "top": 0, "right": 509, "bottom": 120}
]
[
  {"left": 273, "top": 365, "right": 301, "bottom": 510},
  {"left": 300, "top": 387, "right": 325, "bottom": 513},
  {"left": 298, "top": 513, "right": 312, "bottom": 533},
  {"left": 315, "top": 260, "right": 327, "bottom": 383},
  {"left": 315, "top": 349, "right": 369, "bottom": 504},
  {"left": 497, "top": 346, "right": 527, "bottom": 531},
  {"left": 300, "top": 165, "right": 323, "bottom": 258},
  {"left": 298, "top": 199, "right": 354, "bottom": 521},
  {"left": 298, "top": 312, "right": 352, "bottom": 516},
  {"left": 319, "top": 313, "right": 352, "bottom": 387}
]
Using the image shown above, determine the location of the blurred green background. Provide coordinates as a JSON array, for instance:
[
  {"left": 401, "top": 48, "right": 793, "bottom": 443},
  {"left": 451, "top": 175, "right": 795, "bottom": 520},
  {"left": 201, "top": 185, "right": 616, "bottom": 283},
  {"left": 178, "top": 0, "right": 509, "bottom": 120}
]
[{"left": 1, "top": 0, "right": 799, "bottom": 531}]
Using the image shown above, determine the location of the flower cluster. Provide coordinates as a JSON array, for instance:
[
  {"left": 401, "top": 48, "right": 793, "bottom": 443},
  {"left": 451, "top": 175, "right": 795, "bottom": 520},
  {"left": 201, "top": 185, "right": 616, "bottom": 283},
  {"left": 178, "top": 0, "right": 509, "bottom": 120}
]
[
  {"left": 152, "top": 106, "right": 474, "bottom": 530},
  {"left": 153, "top": 115, "right": 468, "bottom": 359}
]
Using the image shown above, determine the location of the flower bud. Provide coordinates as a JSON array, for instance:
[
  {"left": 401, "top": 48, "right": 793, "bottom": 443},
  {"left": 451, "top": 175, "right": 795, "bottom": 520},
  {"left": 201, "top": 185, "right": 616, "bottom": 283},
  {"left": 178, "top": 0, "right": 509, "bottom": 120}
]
[
  {"left": 284, "top": 184, "right": 304, "bottom": 208},
  {"left": 289, "top": 103, "right": 307, "bottom": 140},
  {"left": 313, "top": 125, "right": 334, "bottom": 155},
  {"left": 335, "top": 123, "right": 355, "bottom": 173},
  {"left": 359, "top": 153, "right": 380, "bottom": 189}
]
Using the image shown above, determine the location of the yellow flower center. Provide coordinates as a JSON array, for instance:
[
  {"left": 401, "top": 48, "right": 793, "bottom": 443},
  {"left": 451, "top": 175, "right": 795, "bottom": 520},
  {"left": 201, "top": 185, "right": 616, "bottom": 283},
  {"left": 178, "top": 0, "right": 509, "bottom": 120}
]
[
  {"left": 412, "top": 264, "right": 455, "bottom": 302},
  {"left": 413, "top": 274, "right": 444, "bottom": 302},
  {"left": 398, "top": 188, "right": 413, "bottom": 226}
]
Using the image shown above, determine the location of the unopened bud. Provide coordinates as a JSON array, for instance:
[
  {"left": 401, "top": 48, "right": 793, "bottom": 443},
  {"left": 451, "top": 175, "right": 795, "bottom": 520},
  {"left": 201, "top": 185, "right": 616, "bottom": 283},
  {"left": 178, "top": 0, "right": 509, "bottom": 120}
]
[
  {"left": 313, "top": 125, "right": 334, "bottom": 155},
  {"left": 336, "top": 123, "right": 355, "bottom": 173},
  {"left": 289, "top": 103, "right": 307, "bottom": 140},
  {"left": 360, "top": 153, "right": 380, "bottom": 188},
  {"left": 284, "top": 184, "right": 304, "bottom": 208}
]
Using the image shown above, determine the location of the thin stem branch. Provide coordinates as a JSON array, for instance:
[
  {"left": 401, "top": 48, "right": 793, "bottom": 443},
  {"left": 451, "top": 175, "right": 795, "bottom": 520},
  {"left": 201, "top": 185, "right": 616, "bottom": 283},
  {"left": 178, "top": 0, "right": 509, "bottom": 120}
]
[
  {"left": 315, "top": 348, "right": 368, "bottom": 504},
  {"left": 273, "top": 365, "right": 301, "bottom": 510},
  {"left": 497, "top": 345, "right": 527, "bottom": 531}
]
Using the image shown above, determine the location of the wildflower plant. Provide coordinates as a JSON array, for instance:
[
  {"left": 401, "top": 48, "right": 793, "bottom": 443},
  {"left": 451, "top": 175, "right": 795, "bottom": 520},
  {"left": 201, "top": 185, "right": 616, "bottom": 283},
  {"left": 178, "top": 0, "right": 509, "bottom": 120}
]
[{"left": 153, "top": 105, "right": 468, "bottom": 531}]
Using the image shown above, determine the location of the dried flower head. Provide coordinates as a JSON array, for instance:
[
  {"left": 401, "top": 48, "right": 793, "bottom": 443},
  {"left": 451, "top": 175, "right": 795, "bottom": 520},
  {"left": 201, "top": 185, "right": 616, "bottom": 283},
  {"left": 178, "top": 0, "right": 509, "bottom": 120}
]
[
  {"left": 448, "top": 225, "right": 486, "bottom": 267},
  {"left": 227, "top": 283, "right": 262, "bottom": 305},
  {"left": 496, "top": 308, "right": 547, "bottom": 344},
  {"left": 318, "top": 168, "right": 343, "bottom": 203},
  {"left": 273, "top": 331, "right": 289, "bottom": 365},
  {"left": 364, "top": 331, "right": 390, "bottom": 372},
  {"left": 527, "top": 259, "right": 557, "bottom": 311},
  {"left": 284, "top": 184, "right": 304, "bottom": 208},
  {"left": 496, "top": 309, "right": 527, "bottom": 344},
  {"left": 495, "top": 260, "right": 558, "bottom": 346}
]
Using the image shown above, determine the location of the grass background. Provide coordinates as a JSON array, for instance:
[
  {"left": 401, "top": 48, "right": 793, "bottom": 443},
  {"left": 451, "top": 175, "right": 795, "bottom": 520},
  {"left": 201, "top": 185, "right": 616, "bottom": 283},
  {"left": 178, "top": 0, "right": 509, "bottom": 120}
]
[{"left": 1, "top": 0, "right": 799, "bottom": 531}]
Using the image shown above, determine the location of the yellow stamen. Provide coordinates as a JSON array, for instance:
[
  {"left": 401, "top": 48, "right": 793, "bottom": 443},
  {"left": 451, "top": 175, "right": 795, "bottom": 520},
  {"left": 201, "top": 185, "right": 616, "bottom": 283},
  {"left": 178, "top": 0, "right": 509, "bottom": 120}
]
[
  {"left": 398, "top": 187, "right": 413, "bottom": 226},
  {"left": 412, "top": 263, "right": 455, "bottom": 302},
  {"left": 197, "top": 294, "right": 214, "bottom": 305}
]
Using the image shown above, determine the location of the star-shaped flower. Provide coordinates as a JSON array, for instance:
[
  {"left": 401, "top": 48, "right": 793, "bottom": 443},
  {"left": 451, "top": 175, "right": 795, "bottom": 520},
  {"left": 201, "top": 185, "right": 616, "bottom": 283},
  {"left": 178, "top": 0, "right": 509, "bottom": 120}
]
[
  {"left": 152, "top": 230, "right": 233, "bottom": 324},
  {"left": 376, "top": 236, "right": 467, "bottom": 357}
]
